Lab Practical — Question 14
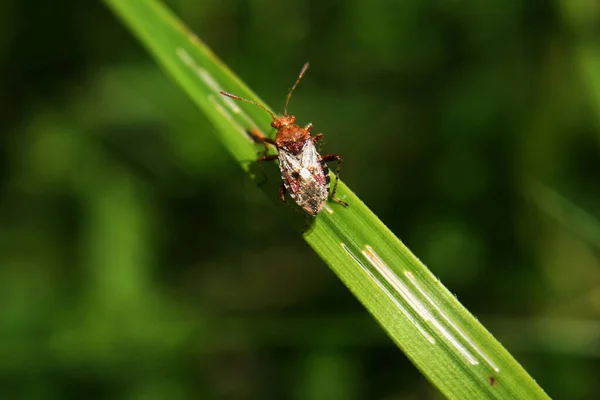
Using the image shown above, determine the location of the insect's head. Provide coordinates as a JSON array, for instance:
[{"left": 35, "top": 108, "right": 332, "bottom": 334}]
[{"left": 271, "top": 115, "right": 296, "bottom": 129}]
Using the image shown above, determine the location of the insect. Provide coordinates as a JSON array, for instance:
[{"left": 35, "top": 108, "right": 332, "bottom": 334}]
[{"left": 220, "top": 62, "right": 349, "bottom": 216}]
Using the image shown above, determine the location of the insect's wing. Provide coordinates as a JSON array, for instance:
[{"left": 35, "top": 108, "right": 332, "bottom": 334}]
[
  {"left": 278, "top": 150, "right": 302, "bottom": 194},
  {"left": 300, "top": 142, "right": 328, "bottom": 187},
  {"left": 278, "top": 142, "right": 330, "bottom": 215}
]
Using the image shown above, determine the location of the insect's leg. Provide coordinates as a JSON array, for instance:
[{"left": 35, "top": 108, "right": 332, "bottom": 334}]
[
  {"left": 248, "top": 127, "right": 275, "bottom": 144},
  {"left": 312, "top": 133, "right": 324, "bottom": 152},
  {"left": 248, "top": 128, "right": 276, "bottom": 154},
  {"left": 302, "top": 214, "right": 312, "bottom": 231},
  {"left": 321, "top": 154, "right": 349, "bottom": 207},
  {"left": 262, "top": 137, "right": 276, "bottom": 146},
  {"left": 257, "top": 154, "right": 278, "bottom": 163},
  {"left": 253, "top": 154, "right": 277, "bottom": 187},
  {"left": 279, "top": 183, "right": 287, "bottom": 203},
  {"left": 305, "top": 122, "right": 313, "bottom": 132}
]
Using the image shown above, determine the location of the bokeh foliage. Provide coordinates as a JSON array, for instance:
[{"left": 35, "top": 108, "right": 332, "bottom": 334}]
[{"left": 1, "top": 0, "right": 600, "bottom": 398}]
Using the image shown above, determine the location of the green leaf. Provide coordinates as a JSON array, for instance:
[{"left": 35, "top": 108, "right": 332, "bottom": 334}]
[{"left": 105, "top": 1, "right": 550, "bottom": 398}]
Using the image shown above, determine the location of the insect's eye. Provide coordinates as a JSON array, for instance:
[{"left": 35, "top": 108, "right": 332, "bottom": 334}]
[{"left": 271, "top": 121, "right": 279, "bottom": 128}]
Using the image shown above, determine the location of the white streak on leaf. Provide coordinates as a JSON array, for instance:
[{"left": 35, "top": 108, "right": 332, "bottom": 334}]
[
  {"left": 363, "top": 246, "right": 479, "bottom": 366},
  {"left": 340, "top": 243, "right": 435, "bottom": 344},
  {"left": 405, "top": 271, "right": 500, "bottom": 372}
]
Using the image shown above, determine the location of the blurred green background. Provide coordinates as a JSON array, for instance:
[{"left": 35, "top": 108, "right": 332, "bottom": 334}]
[{"left": 2, "top": 0, "right": 600, "bottom": 398}]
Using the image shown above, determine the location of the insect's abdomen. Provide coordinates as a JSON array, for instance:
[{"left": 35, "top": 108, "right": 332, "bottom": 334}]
[
  {"left": 278, "top": 143, "right": 330, "bottom": 215},
  {"left": 289, "top": 168, "right": 329, "bottom": 215}
]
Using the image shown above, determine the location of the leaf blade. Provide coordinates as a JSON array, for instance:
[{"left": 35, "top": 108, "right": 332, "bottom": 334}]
[{"left": 105, "top": 1, "right": 550, "bottom": 398}]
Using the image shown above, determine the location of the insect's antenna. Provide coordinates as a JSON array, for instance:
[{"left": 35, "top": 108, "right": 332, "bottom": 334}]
[
  {"left": 220, "top": 92, "right": 277, "bottom": 121},
  {"left": 284, "top": 62, "right": 309, "bottom": 115}
]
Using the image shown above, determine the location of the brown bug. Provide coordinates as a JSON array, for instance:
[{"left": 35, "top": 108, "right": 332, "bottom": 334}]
[{"left": 220, "top": 62, "right": 349, "bottom": 216}]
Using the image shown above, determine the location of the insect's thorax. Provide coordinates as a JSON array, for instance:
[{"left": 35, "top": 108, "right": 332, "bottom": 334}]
[{"left": 275, "top": 124, "right": 311, "bottom": 154}]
